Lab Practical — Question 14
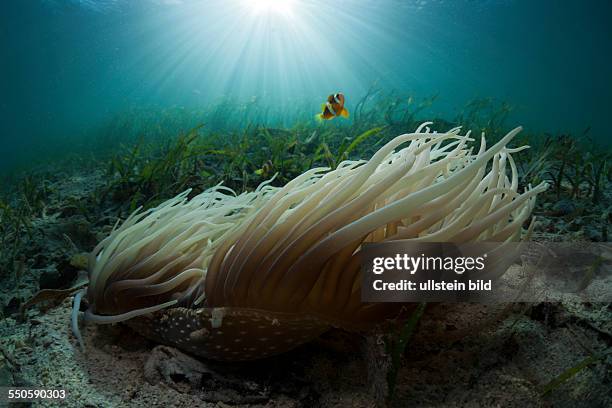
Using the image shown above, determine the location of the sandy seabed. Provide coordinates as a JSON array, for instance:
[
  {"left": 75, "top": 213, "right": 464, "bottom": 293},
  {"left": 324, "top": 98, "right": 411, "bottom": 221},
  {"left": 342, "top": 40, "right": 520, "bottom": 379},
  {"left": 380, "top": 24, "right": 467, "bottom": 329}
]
[{"left": 1, "top": 281, "right": 610, "bottom": 407}]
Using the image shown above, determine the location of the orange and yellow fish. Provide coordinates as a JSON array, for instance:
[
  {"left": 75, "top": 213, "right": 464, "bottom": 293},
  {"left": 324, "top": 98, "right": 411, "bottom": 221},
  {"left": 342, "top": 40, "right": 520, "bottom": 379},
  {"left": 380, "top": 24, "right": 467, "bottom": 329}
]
[{"left": 317, "top": 93, "right": 349, "bottom": 121}]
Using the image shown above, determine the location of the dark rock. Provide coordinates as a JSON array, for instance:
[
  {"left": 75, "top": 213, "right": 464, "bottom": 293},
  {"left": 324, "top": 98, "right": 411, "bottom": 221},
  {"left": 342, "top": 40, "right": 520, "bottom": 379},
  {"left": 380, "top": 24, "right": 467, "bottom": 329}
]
[
  {"left": 3, "top": 297, "right": 21, "bottom": 316},
  {"left": 38, "top": 259, "right": 78, "bottom": 290},
  {"left": 31, "top": 253, "right": 47, "bottom": 269},
  {"left": 529, "top": 303, "right": 566, "bottom": 328}
]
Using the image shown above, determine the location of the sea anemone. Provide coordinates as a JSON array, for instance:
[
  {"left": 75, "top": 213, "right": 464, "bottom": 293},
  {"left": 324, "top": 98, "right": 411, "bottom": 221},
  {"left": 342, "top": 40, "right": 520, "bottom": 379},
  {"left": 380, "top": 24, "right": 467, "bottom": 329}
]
[{"left": 74, "top": 123, "right": 547, "bottom": 360}]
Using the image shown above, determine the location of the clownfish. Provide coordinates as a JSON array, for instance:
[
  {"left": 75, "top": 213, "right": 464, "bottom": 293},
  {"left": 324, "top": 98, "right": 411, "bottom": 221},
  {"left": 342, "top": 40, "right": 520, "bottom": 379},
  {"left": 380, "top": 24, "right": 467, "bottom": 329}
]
[{"left": 317, "top": 93, "right": 349, "bottom": 121}]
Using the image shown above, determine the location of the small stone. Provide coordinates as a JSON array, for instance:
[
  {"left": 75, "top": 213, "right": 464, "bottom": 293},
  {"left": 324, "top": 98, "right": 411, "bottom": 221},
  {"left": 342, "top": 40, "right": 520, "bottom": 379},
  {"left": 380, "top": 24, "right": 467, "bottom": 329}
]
[{"left": 38, "top": 259, "right": 78, "bottom": 290}]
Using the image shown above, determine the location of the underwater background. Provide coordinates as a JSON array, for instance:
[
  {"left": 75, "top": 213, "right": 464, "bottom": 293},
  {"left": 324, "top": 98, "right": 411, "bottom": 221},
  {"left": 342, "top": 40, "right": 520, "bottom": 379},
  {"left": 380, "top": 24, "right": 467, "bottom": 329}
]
[{"left": 1, "top": 0, "right": 611, "bottom": 173}]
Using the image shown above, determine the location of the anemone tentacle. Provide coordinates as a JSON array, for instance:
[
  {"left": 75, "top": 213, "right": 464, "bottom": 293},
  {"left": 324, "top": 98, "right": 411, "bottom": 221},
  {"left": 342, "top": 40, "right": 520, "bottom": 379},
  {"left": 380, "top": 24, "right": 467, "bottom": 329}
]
[{"left": 75, "top": 123, "right": 547, "bottom": 361}]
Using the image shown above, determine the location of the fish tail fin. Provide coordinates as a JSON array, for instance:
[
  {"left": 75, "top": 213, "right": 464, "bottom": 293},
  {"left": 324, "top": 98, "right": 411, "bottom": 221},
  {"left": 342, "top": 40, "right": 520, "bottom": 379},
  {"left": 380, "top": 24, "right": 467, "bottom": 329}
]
[
  {"left": 315, "top": 113, "right": 324, "bottom": 123},
  {"left": 340, "top": 108, "right": 349, "bottom": 118}
]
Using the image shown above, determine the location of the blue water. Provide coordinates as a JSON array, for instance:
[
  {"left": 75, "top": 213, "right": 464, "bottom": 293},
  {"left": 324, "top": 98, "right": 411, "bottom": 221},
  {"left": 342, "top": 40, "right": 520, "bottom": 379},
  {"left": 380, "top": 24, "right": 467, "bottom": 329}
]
[{"left": 1, "top": 0, "right": 610, "bottom": 170}]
